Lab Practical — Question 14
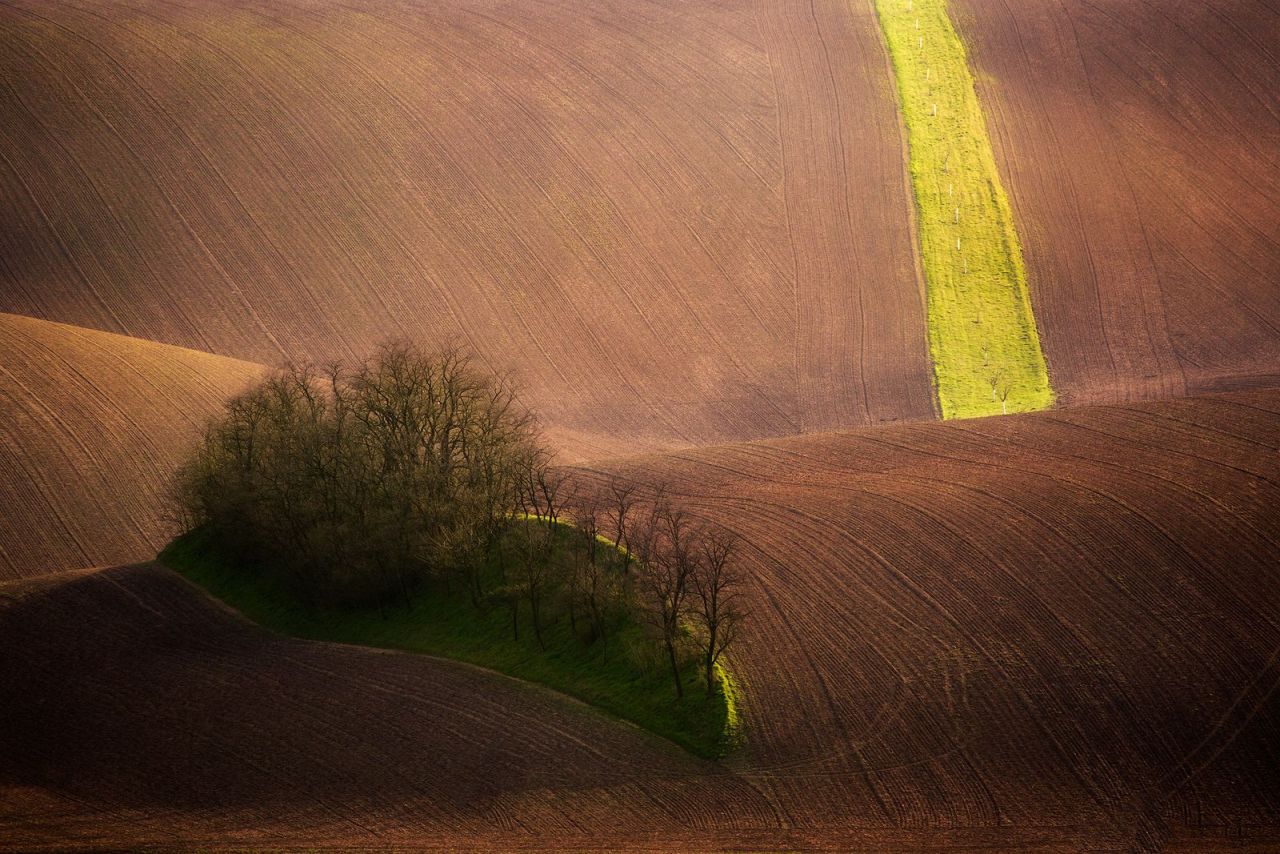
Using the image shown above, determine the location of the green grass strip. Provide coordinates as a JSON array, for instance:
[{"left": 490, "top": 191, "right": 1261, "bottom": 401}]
[
  {"left": 875, "top": 0, "right": 1053, "bottom": 418},
  {"left": 160, "top": 529, "right": 739, "bottom": 760}
]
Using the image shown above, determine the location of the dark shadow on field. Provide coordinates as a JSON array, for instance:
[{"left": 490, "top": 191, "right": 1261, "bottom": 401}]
[{"left": 0, "top": 563, "right": 761, "bottom": 827}]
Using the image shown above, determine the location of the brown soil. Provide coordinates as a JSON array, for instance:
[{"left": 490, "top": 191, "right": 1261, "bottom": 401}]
[
  {"left": 0, "top": 0, "right": 935, "bottom": 455},
  {"left": 951, "top": 0, "right": 1280, "bottom": 407},
  {"left": 2, "top": 1, "right": 1278, "bottom": 848},
  {"left": 0, "top": 313, "right": 262, "bottom": 580},
  {"left": 3, "top": 390, "right": 1278, "bottom": 849}
]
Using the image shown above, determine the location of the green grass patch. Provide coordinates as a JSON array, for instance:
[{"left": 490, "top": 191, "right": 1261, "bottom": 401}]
[
  {"left": 160, "top": 528, "right": 739, "bottom": 760},
  {"left": 875, "top": 0, "right": 1053, "bottom": 418}
]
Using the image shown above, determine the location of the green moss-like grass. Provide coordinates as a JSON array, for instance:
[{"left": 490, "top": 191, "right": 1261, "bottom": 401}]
[
  {"left": 876, "top": 0, "right": 1053, "bottom": 418},
  {"left": 159, "top": 527, "right": 740, "bottom": 759}
]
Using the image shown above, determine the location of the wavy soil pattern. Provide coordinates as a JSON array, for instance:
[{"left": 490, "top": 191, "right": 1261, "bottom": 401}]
[
  {"left": 1, "top": 0, "right": 1279, "bottom": 849},
  {"left": 0, "top": 313, "right": 261, "bottom": 580},
  {"left": 0, "top": 0, "right": 935, "bottom": 454},
  {"left": 3, "top": 391, "right": 1278, "bottom": 849},
  {"left": 951, "top": 0, "right": 1280, "bottom": 406}
]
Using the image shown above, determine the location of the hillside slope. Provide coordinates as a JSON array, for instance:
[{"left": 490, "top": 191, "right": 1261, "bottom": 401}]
[
  {"left": 0, "top": 0, "right": 936, "bottom": 453},
  {"left": 952, "top": 0, "right": 1280, "bottom": 406},
  {"left": 585, "top": 389, "right": 1280, "bottom": 847},
  {"left": 0, "top": 313, "right": 261, "bottom": 579},
  {"left": 3, "top": 391, "right": 1278, "bottom": 849}
]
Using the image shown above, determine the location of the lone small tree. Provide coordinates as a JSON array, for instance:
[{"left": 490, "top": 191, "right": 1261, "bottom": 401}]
[
  {"left": 690, "top": 529, "right": 745, "bottom": 697},
  {"left": 566, "top": 484, "right": 615, "bottom": 643},
  {"left": 606, "top": 476, "right": 637, "bottom": 575},
  {"left": 634, "top": 494, "right": 697, "bottom": 699},
  {"left": 514, "top": 458, "right": 564, "bottom": 650}
]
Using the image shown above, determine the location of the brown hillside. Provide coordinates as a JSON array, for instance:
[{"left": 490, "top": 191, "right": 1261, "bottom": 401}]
[
  {"left": 953, "top": 0, "right": 1280, "bottom": 406},
  {"left": 582, "top": 389, "right": 1280, "bottom": 847},
  {"left": 0, "top": 0, "right": 935, "bottom": 453},
  {"left": 3, "top": 390, "right": 1278, "bottom": 849},
  {"left": 0, "top": 313, "right": 262, "bottom": 579}
]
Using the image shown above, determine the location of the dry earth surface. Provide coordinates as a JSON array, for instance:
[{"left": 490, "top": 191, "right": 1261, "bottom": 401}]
[
  {"left": 952, "top": 0, "right": 1280, "bottom": 406},
  {"left": 0, "top": 0, "right": 936, "bottom": 455},
  {"left": 2, "top": 0, "right": 1280, "bottom": 850},
  {"left": 0, "top": 312, "right": 261, "bottom": 580},
  {"left": 3, "top": 391, "right": 1279, "bottom": 850}
]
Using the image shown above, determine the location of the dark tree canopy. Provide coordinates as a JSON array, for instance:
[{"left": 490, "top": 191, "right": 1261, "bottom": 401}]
[
  {"left": 175, "top": 342, "right": 745, "bottom": 704},
  {"left": 175, "top": 342, "right": 542, "bottom": 606}
]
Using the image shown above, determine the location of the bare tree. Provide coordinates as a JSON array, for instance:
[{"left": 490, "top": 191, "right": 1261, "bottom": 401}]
[
  {"left": 174, "top": 341, "right": 545, "bottom": 609},
  {"left": 606, "top": 476, "right": 636, "bottom": 575},
  {"left": 514, "top": 457, "right": 564, "bottom": 650},
  {"left": 565, "top": 483, "right": 617, "bottom": 643},
  {"left": 634, "top": 492, "right": 697, "bottom": 699},
  {"left": 690, "top": 529, "right": 745, "bottom": 697}
]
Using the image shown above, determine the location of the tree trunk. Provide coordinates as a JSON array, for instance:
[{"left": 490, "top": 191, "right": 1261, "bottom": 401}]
[
  {"left": 531, "top": 595, "right": 545, "bottom": 650},
  {"left": 705, "top": 624, "right": 718, "bottom": 696},
  {"left": 468, "top": 563, "right": 484, "bottom": 609},
  {"left": 511, "top": 599, "right": 519, "bottom": 641},
  {"left": 399, "top": 573, "right": 414, "bottom": 612},
  {"left": 666, "top": 637, "right": 683, "bottom": 699}
]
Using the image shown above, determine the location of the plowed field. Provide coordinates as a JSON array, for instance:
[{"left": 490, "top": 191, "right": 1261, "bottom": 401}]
[
  {"left": 3, "top": 0, "right": 1279, "bottom": 849},
  {"left": 0, "top": 0, "right": 935, "bottom": 452},
  {"left": 0, "top": 313, "right": 261, "bottom": 580},
  {"left": 952, "top": 0, "right": 1280, "bottom": 406},
  {"left": 4, "top": 391, "right": 1278, "bottom": 849}
]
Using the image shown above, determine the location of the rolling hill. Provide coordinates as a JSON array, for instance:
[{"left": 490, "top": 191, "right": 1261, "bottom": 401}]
[
  {"left": 1, "top": 0, "right": 1278, "bottom": 849},
  {"left": 952, "top": 0, "right": 1280, "bottom": 405},
  {"left": 4, "top": 390, "right": 1278, "bottom": 849},
  {"left": 0, "top": 0, "right": 937, "bottom": 452},
  {"left": 0, "top": 312, "right": 261, "bottom": 579}
]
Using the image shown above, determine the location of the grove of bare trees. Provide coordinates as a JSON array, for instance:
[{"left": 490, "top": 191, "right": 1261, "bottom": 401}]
[{"left": 174, "top": 342, "right": 744, "bottom": 699}]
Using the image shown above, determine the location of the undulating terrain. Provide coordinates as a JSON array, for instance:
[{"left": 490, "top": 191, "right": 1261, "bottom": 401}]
[
  {"left": 953, "top": 0, "right": 1280, "bottom": 405},
  {"left": 0, "top": 0, "right": 939, "bottom": 453},
  {"left": 3, "top": 391, "right": 1278, "bottom": 849},
  {"left": 0, "top": 312, "right": 261, "bottom": 580},
  {"left": 2, "top": 0, "right": 1278, "bottom": 849}
]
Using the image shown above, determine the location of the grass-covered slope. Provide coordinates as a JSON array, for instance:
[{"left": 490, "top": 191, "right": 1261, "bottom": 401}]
[
  {"left": 160, "top": 528, "right": 738, "bottom": 759},
  {"left": 875, "top": 0, "right": 1053, "bottom": 418}
]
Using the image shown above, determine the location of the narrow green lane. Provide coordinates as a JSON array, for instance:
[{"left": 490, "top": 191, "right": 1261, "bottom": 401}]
[{"left": 875, "top": 0, "right": 1053, "bottom": 418}]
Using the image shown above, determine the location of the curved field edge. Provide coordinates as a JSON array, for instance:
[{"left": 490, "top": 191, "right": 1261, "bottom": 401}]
[
  {"left": 874, "top": 0, "right": 1053, "bottom": 418},
  {"left": 158, "top": 530, "right": 739, "bottom": 759},
  {"left": 0, "top": 312, "right": 265, "bottom": 580}
]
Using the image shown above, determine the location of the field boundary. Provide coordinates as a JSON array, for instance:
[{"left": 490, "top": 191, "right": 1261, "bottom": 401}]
[
  {"left": 159, "top": 529, "right": 741, "bottom": 760},
  {"left": 874, "top": 0, "right": 1053, "bottom": 418}
]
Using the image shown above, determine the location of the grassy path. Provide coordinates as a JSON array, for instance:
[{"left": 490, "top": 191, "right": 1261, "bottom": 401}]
[
  {"left": 161, "top": 529, "right": 739, "bottom": 759},
  {"left": 875, "top": 0, "right": 1053, "bottom": 418}
]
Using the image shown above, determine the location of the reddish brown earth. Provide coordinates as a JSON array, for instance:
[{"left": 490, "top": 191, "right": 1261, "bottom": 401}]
[
  {"left": 3, "top": 391, "right": 1278, "bottom": 850},
  {"left": 952, "top": 0, "right": 1280, "bottom": 407},
  {"left": 0, "top": 312, "right": 262, "bottom": 580},
  {"left": 2, "top": 0, "right": 1279, "bottom": 849},
  {"left": 579, "top": 389, "right": 1280, "bottom": 849},
  {"left": 0, "top": 0, "right": 934, "bottom": 454}
]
